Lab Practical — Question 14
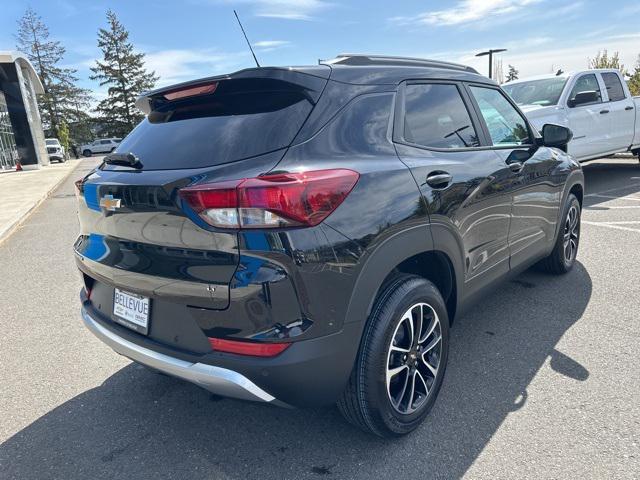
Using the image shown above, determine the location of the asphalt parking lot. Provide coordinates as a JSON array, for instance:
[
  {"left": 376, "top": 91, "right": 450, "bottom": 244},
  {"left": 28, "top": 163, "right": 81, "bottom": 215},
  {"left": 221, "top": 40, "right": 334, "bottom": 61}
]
[{"left": 0, "top": 156, "right": 638, "bottom": 479}]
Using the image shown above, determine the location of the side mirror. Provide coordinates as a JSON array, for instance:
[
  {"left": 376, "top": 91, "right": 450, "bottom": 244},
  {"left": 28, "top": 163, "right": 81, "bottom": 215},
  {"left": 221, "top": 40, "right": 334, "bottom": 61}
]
[
  {"left": 541, "top": 123, "right": 573, "bottom": 149},
  {"left": 568, "top": 90, "right": 599, "bottom": 108}
]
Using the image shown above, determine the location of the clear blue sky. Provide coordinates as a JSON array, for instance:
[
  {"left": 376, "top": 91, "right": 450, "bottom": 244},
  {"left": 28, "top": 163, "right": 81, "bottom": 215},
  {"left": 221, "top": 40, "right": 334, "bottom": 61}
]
[{"left": 1, "top": 0, "right": 639, "bottom": 101}]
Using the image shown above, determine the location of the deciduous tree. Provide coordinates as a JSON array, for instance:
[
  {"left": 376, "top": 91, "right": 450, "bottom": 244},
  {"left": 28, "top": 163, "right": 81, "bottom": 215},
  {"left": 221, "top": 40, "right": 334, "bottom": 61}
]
[
  {"left": 627, "top": 55, "right": 640, "bottom": 96},
  {"left": 589, "top": 50, "right": 627, "bottom": 75}
]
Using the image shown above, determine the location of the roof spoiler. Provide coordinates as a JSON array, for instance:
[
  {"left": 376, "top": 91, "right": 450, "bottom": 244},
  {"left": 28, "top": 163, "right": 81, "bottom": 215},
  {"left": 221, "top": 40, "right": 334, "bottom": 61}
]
[{"left": 135, "top": 66, "right": 330, "bottom": 114}]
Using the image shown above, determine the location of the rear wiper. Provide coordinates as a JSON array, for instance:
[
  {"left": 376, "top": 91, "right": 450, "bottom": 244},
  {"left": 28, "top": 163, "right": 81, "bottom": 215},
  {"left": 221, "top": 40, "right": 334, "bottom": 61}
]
[{"left": 104, "top": 152, "right": 143, "bottom": 169}]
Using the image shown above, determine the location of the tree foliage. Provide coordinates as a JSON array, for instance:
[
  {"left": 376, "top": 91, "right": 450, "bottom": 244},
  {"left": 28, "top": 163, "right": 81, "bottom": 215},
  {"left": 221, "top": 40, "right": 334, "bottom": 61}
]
[
  {"left": 589, "top": 50, "right": 627, "bottom": 74},
  {"left": 90, "top": 10, "right": 158, "bottom": 137},
  {"left": 58, "top": 120, "right": 70, "bottom": 152},
  {"left": 628, "top": 55, "right": 640, "bottom": 97},
  {"left": 15, "top": 7, "right": 93, "bottom": 139},
  {"left": 506, "top": 64, "right": 519, "bottom": 82}
]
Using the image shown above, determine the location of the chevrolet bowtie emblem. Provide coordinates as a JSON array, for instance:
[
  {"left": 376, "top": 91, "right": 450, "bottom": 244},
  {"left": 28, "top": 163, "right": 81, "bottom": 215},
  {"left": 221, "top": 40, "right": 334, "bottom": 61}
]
[{"left": 100, "top": 194, "right": 122, "bottom": 211}]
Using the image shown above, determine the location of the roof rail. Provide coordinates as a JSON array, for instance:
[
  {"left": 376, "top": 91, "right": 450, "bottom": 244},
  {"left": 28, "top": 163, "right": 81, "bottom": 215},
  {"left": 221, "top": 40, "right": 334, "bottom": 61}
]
[{"left": 322, "top": 54, "right": 479, "bottom": 74}]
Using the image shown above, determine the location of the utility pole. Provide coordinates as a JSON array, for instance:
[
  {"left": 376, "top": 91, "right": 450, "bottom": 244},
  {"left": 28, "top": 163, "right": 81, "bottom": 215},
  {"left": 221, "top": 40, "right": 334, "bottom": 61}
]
[{"left": 476, "top": 49, "right": 507, "bottom": 79}]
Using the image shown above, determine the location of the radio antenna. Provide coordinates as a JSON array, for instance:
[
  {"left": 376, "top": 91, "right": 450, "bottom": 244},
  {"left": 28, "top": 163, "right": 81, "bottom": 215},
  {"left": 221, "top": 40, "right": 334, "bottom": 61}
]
[{"left": 234, "top": 10, "right": 260, "bottom": 68}]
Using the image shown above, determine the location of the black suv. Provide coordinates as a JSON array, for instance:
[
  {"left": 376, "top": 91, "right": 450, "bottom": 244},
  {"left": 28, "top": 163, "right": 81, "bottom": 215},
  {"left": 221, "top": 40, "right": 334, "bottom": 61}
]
[{"left": 75, "top": 54, "right": 584, "bottom": 437}]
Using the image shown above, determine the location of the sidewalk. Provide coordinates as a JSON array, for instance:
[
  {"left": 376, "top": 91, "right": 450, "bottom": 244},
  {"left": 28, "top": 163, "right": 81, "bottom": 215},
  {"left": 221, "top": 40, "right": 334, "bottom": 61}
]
[{"left": 0, "top": 159, "right": 83, "bottom": 243}]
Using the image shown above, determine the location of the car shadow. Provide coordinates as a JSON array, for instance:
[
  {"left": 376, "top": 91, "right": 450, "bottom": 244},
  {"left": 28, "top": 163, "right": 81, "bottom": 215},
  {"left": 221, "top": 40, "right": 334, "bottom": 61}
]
[
  {"left": 0, "top": 262, "right": 591, "bottom": 479},
  {"left": 581, "top": 156, "right": 640, "bottom": 208}
]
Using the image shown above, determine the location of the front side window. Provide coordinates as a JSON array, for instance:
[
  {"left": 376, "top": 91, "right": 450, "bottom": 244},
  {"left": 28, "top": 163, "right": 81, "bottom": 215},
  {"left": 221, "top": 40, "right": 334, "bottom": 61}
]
[
  {"left": 568, "top": 74, "right": 602, "bottom": 106},
  {"left": 601, "top": 72, "right": 626, "bottom": 102},
  {"left": 403, "top": 83, "right": 479, "bottom": 149},
  {"left": 469, "top": 86, "right": 531, "bottom": 146},
  {"left": 100, "top": 140, "right": 111, "bottom": 145}
]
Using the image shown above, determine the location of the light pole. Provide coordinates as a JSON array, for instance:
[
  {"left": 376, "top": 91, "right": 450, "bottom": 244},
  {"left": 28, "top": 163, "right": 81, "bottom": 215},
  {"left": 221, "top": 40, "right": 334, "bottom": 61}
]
[{"left": 476, "top": 49, "right": 507, "bottom": 79}]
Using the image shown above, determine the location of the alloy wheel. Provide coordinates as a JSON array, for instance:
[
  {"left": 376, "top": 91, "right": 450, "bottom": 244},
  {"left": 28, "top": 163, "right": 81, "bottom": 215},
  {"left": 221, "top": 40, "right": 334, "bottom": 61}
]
[
  {"left": 563, "top": 204, "right": 580, "bottom": 263},
  {"left": 386, "top": 302, "right": 442, "bottom": 415}
]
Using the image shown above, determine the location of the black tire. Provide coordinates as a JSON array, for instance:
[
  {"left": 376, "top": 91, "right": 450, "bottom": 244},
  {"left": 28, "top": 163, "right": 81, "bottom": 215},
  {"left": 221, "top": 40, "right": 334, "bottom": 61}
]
[
  {"left": 83, "top": 149, "right": 92, "bottom": 157},
  {"left": 337, "top": 274, "right": 450, "bottom": 437},
  {"left": 539, "top": 193, "right": 581, "bottom": 274}
]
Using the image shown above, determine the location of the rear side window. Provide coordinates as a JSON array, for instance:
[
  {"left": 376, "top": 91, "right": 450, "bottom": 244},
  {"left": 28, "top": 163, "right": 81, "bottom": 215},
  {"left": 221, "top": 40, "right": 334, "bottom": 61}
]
[
  {"left": 469, "top": 86, "right": 531, "bottom": 146},
  {"left": 601, "top": 72, "right": 626, "bottom": 102},
  {"left": 403, "top": 83, "right": 479, "bottom": 149},
  {"left": 568, "top": 74, "right": 602, "bottom": 105},
  {"left": 115, "top": 78, "right": 315, "bottom": 170}
]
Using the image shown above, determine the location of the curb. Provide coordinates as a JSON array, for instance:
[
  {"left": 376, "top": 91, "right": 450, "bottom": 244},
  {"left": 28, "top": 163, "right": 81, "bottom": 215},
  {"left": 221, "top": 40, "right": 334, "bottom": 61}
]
[{"left": 0, "top": 160, "right": 83, "bottom": 246}]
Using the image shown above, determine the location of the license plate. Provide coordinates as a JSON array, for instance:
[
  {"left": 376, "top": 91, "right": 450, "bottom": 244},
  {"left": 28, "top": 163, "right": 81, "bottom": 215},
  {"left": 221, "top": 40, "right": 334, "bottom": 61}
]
[{"left": 113, "top": 288, "right": 150, "bottom": 334}]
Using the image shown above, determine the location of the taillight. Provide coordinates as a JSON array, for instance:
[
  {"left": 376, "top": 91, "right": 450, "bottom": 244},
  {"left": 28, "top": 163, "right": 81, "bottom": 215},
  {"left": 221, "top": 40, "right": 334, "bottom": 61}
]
[
  {"left": 81, "top": 273, "right": 94, "bottom": 300},
  {"left": 209, "top": 338, "right": 290, "bottom": 357},
  {"left": 179, "top": 169, "right": 359, "bottom": 229}
]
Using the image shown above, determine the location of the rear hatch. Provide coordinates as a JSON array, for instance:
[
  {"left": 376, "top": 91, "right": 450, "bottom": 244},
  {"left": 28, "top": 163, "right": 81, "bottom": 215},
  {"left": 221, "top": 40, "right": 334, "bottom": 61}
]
[{"left": 75, "top": 67, "right": 329, "bottom": 340}]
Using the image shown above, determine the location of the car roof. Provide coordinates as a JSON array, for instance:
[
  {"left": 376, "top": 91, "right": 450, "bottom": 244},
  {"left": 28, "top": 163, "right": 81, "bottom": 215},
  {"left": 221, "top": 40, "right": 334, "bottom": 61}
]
[
  {"left": 319, "top": 54, "right": 493, "bottom": 85},
  {"left": 327, "top": 63, "right": 493, "bottom": 85}
]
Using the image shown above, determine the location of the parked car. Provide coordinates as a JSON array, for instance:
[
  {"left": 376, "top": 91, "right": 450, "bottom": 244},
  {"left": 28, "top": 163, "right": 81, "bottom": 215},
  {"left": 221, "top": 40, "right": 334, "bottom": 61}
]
[
  {"left": 80, "top": 138, "right": 122, "bottom": 157},
  {"left": 45, "top": 138, "right": 66, "bottom": 163},
  {"left": 74, "top": 54, "right": 584, "bottom": 437},
  {"left": 503, "top": 69, "right": 640, "bottom": 162}
]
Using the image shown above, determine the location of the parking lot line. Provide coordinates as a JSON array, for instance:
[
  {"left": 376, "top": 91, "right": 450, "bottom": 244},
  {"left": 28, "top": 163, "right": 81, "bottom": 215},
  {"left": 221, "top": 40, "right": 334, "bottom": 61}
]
[
  {"left": 585, "top": 205, "right": 640, "bottom": 209},
  {"left": 582, "top": 220, "right": 640, "bottom": 233},
  {"left": 598, "top": 220, "right": 640, "bottom": 224},
  {"left": 587, "top": 194, "right": 640, "bottom": 202},
  {"left": 585, "top": 182, "right": 640, "bottom": 197}
]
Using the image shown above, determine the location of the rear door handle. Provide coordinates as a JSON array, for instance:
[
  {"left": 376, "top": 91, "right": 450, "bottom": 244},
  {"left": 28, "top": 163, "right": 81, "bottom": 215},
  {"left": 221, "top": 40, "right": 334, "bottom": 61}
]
[
  {"left": 600, "top": 109, "right": 610, "bottom": 114},
  {"left": 426, "top": 172, "right": 452, "bottom": 189},
  {"left": 625, "top": 106, "right": 634, "bottom": 111}
]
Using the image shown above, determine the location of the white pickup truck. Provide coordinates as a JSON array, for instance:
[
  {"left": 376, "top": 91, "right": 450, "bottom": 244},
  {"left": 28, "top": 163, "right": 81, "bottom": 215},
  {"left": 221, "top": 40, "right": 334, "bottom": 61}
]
[{"left": 503, "top": 69, "right": 640, "bottom": 162}]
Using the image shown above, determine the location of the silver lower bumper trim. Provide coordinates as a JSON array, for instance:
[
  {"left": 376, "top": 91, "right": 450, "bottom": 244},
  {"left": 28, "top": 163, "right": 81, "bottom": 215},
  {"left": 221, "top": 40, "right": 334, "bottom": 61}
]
[{"left": 81, "top": 308, "right": 275, "bottom": 403}]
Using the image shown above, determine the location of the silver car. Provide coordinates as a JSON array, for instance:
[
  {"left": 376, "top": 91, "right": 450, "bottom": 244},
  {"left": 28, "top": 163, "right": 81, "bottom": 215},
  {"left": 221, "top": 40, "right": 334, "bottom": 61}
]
[
  {"left": 80, "top": 138, "right": 122, "bottom": 157},
  {"left": 45, "top": 138, "right": 66, "bottom": 163}
]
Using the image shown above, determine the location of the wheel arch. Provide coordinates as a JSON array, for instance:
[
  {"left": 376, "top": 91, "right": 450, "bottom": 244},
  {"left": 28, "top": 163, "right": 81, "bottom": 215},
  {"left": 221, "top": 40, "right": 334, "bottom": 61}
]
[
  {"left": 569, "top": 182, "right": 583, "bottom": 206},
  {"left": 345, "top": 224, "right": 462, "bottom": 329},
  {"left": 554, "top": 169, "right": 585, "bottom": 239}
]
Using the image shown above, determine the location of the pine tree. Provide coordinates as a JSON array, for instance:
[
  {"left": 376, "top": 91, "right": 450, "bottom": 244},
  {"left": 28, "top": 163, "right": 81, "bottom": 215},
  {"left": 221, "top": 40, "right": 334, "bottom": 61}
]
[
  {"left": 627, "top": 55, "right": 640, "bottom": 97},
  {"left": 506, "top": 64, "right": 519, "bottom": 82},
  {"left": 15, "top": 7, "right": 93, "bottom": 138},
  {"left": 90, "top": 10, "right": 158, "bottom": 137},
  {"left": 68, "top": 90, "right": 95, "bottom": 143}
]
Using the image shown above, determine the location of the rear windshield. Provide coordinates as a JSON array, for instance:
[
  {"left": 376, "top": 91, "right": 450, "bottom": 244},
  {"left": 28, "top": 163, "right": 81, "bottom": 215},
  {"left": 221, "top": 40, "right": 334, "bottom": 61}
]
[{"left": 115, "top": 78, "right": 315, "bottom": 170}]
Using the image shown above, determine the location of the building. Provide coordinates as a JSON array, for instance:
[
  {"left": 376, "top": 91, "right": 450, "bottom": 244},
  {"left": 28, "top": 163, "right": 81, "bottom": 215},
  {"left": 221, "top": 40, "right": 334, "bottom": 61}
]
[{"left": 0, "top": 51, "right": 48, "bottom": 171}]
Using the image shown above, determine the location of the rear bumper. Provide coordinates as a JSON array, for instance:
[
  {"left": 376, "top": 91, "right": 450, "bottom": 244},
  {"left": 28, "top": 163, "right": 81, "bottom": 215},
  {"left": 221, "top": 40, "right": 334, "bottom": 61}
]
[
  {"left": 80, "top": 305, "right": 362, "bottom": 407},
  {"left": 81, "top": 307, "right": 280, "bottom": 405}
]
